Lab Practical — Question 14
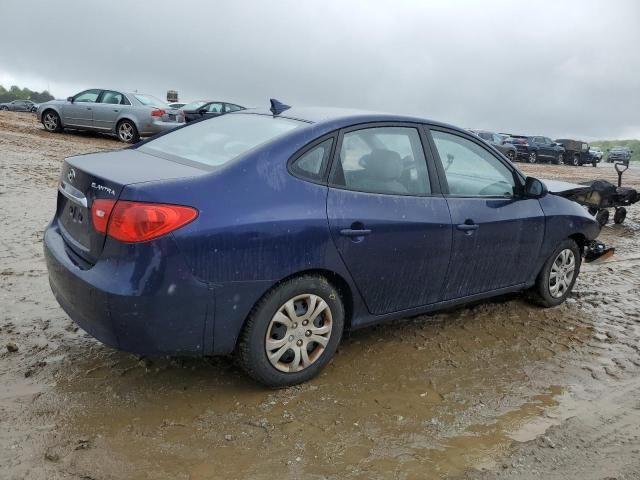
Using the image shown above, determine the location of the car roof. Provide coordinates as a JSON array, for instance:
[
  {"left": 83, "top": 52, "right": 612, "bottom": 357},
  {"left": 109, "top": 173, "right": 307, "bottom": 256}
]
[{"left": 233, "top": 106, "right": 459, "bottom": 131}]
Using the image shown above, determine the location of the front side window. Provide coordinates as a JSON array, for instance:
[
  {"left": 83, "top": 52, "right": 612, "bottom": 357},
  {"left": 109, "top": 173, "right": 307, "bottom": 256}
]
[
  {"left": 74, "top": 89, "right": 100, "bottom": 103},
  {"left": 138, "top": 113, "right": 304, "bottom": 168},
  {"left": 331, "top": 126, "right": 430, "bottom": 196},
  {"left": 431, "top": 130, "right": 516, "bottom": 197},
  {"left": 291, "top": 138, "right": 333, "bottom": 181}
]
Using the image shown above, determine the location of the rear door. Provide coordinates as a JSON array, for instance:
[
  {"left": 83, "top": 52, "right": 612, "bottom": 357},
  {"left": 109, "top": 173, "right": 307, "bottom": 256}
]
[
  {"left": 327, "top": 124, "right": 452, "bottom": 315},
  {"left": 93, "top": 90, "right": 129, "bottom": 130},
  {"left": 62, "top": 89, "right": 100, "bottom": 127},
  {"left": 427, "top": 128, "right": 545, "bottom": 300}
]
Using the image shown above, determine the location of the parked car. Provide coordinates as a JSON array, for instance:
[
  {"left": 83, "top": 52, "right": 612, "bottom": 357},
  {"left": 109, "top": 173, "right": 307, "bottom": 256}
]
[
  {"left": 589, "top": 146, "right": 604, "bottom": 162},
  {"left": 469, "top": 130, "right": 517, "bottom": 161},
  {"left": 606, "top": 146, "right": 632, "bottom": 164},
  {"left": 0, "top": 99, "right": 37, "bottom": 112},
  {"left": 511, "top": 136, "right": 565, "bottom": 164},
  {"left": 182, "top": 100, "right": 245, "bottom": 123},
  {"left": 555, "top": 139, "right": 595, "bottom": 167},
  {"left": 37, "top": 89, "right": 185, "bottom": 143},
  {"left": 44, "top": 102, "right": 602, "bottom": 387},
  {"left": 167, "top": 102, "right": 186, "bottom": 109}
]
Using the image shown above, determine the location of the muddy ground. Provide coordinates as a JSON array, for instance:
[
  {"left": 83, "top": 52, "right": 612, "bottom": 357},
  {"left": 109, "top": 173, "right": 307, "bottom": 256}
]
[{"left": 1, "top": 111, "right": 639, "bottom": 480}]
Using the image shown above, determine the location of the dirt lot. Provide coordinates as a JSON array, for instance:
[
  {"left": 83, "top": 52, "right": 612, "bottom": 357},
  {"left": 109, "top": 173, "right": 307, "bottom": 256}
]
[{"left": 1, "top": 111, "right": 639, "bottom": 480}]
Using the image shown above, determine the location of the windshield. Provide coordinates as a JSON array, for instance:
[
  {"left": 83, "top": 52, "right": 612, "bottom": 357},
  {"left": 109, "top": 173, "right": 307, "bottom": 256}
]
[
  {"left": 134, "top": 94, "right": 167, "bottom": 107},
  {"left": 138, "top": 113, "right": 305, "bottom": 168},
  {"left": 183, "top": 101, "right": 208, "bottom": 111}
]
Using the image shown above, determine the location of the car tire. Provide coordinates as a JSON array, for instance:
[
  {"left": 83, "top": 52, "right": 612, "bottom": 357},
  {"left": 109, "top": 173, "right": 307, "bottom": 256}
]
[
  {"left": 572, "top": 154, "right": 580, "bottom": 166},
  {"left": 530, "top": 239, "right": 581, "bottom": 308},
  {"left": 506, "top": 150, "right": 516, "bottom": 162},
  {"left": 554, "top": 153, "right": 563, "bottom": 165},
  {"left": 42, "top": 110, "right": 62, "bottom": 132},
  {"left": 0, "top": 106, "right": 8, "bottom": 111},
  {"left": 116, "top": 119, "right": 140, "bottom": 144},
  {"left": 596, "top": 209, "right": 609, "bottom": 226},
  {"left": 614, "top": 207, "right": 627, "bottom": 224},
  {"left": 236, "top": 275, "right": 345, "bottom": 387},
  {"left": 528, "top": 152, "right": 537, "bottom": 164}
]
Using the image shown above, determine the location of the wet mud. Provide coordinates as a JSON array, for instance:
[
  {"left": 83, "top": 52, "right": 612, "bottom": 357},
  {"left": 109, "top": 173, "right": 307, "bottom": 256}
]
[{"left": 1, "top": 111, "right": 639, "bottom": 479}]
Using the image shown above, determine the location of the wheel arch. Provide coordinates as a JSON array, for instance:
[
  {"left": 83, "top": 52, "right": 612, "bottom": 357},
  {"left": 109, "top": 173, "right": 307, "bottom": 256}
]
[
  {"left": 42, "top": 107, "right": 63, "bottom": 127},
  {"left": 568, "top": 232, "right": 587, "bottom": 253},
  {"left": 114, "top": 116, "right": 139, "bottom": 134}
]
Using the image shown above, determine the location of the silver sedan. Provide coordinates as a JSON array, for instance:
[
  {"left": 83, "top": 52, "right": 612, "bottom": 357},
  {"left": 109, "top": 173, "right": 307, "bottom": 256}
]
[{"left": 37, "top": 89, "right": 185, "bottom": 143}]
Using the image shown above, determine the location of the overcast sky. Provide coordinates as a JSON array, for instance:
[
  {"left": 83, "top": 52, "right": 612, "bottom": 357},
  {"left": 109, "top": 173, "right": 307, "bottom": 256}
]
[{"left": 1, "top": 0, "right": 639, "bottom": 140}]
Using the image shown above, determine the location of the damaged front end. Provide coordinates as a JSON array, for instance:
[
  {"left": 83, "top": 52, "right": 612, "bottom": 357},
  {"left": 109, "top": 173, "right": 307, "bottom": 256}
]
[{"left": 584, "top": 240, "right": 615, "bottom": 263}]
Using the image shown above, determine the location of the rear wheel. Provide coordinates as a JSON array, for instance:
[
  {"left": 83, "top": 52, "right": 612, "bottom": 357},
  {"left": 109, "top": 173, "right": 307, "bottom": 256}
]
[
  {"left": 116, "top": 119, "right": 139, "bottom": 144},
  {"left": 572, "top": 154, "right": 580, "bottom": 166},
  {"left": 0, "top": 106, "right": 8, "bottom": 111},
  {"left": 528, "top": 152, "right": 537, "bottom": 164},
  {"left": 506, "top": 150, "right": 516, "bottom": 162},
  {"left": 237, "top": 275, "right": 345, "bottom": 387},
  {"left": 614, "top": 207, "right": 627, "bottom": 224},
  {"left": 530, "top": 239, "right": 581, "bottom": 307},
  {"left": 42, "top": 110, "right": 62, "bottom": 132},
  {"left": 554, "top": 153, "right": 563, "bottom": 165}
]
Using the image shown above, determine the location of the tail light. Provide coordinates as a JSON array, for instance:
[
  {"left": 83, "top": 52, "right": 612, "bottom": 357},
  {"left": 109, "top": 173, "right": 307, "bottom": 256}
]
[
  {"left": 151, "top": 108, "right": 166, "bottom": 117},
  {"left": 91, "top": 200, "right": 197, "bottom": 242}
]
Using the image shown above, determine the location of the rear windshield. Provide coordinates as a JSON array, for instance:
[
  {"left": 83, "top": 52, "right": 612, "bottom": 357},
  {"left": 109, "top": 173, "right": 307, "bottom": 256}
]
[
  {"left": 134, "top": 94, "right": 166, "bottom": 107},
  {"left": 138, "top": 113, "right": 305, "bottom": 168},
  {"left": 183, "top": 101, "right": 207, "bottom": 110}
]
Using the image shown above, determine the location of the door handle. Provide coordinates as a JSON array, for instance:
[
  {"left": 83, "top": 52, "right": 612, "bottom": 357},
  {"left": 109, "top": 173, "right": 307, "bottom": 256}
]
[
  {"left": 456, "top": 223, "right": 479, "bottom": 231},
  {"left": 113, "top": 109, "right": 119, "bottom": 112},
  {"left": 340, "top": 228, "right": 372, "bottom": 237},
  {"left": 87, "top": 107, "right": 92, "bottom": 110}
]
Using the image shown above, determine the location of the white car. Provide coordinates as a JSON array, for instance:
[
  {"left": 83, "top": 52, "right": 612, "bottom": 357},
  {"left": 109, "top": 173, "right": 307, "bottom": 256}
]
[{"left": 589, "top": 146, "right": 603, "bottom": 161}]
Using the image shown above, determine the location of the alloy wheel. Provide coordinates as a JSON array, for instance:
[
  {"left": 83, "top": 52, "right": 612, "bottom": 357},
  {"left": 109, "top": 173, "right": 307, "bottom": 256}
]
[
  {"left": 549, "top": 249, "right": 576, "bottom": 298},
  {"left": 43, "top": 112, "right": 58, "bottom": 131},
  {"left": 265, "top": 293, "right": 333, "bottom": 373},
  {"left": 118, "top": 122, "right": 134, "bottom": 142},
  {"left": 528, "top": 152, "right": 537, "bottom": 163}
]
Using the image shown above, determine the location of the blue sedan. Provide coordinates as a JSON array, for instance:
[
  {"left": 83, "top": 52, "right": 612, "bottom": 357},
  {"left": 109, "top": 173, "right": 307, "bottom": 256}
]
[{"left": 44, "top": 101, "right": 602, "bottom": 387}]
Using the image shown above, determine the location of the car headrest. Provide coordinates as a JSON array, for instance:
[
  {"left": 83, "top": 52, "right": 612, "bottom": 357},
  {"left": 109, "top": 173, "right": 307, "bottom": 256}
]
[{"left": 359, "top": 149, "right": 403, "bottom": 181}]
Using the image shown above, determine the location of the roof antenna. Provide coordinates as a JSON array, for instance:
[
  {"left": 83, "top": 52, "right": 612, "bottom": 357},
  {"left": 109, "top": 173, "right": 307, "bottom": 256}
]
[{"left": 270, "top": 98, "right": 291, "bottom": 115}]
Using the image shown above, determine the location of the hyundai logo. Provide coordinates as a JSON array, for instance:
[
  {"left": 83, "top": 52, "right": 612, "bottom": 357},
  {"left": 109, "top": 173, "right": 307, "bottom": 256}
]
[{"left": 67, "top": 168, "right": 76, "bottom": 183}]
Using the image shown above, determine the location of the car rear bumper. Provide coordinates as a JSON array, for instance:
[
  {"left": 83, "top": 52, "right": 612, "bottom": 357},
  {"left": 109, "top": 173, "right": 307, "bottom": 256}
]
[
  {"left": 138, "top": 119, "right": 184, "bottom": 137},
  {"left": 44, "top": 219, "right": 212, "bottom": 356}
]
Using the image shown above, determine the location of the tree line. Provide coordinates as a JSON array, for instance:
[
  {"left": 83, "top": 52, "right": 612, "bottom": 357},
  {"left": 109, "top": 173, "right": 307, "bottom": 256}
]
[{"left": 0, "top": 85, "right": 54, "bottom": 103}]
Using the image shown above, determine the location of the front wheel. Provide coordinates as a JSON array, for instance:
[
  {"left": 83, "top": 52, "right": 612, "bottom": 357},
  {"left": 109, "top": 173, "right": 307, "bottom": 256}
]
[
  {"left": 506, "top": 150, "right": 516, "bottom": 162},
  {"left": 555, "top": 153, "right": 564, "bottom": 165},
  {"left": 0, "top": 106, "right": 8, "bottom": 111},
  {"left": 596, "top": 209, "right": 609, "bottom": 226},
  {"left": 42, "top": 110, "right": 62, "bottom": 132},
  {"left": 530, "top": 239, "right": 581, "bottom": 307},
  {"left": 572, "top": 155, "right": 580, "bottom": 166},
  {"left": 528, "top": 152, "right": 537, "bottom": 164},
  {"left": 237, "top": 275, "right": 345, "bottom": 387},
  {"left": 116, "top": 119, "right": 140, "bottom": 144}
]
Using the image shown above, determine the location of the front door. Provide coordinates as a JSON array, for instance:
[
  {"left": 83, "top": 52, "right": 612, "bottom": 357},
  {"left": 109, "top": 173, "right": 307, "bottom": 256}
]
[
  {"left": 327, "top": 124, "right": 452, "bottom": 315},
  {"left": 428, "top": 129, "right": 545, "bottom": 300},
  {"left": 62, "top": 89, "right": 100, "bottom": 127}
]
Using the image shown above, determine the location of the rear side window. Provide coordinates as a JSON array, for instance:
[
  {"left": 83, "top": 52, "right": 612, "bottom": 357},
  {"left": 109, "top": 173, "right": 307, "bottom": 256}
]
[
  {"left": 331, "top": 126, "right": 430, "bottom": 196},
  {"left": 290, "top": 138, "right": 333, "bottom": 181},
  {"left": 138, "top": 113, "right": 304, "bottom": 168}
]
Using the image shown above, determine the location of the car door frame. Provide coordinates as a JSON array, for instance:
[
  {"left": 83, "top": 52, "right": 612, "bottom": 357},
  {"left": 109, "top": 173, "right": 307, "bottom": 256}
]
[
  {"left": 421, "top": 124, "right": 546, "bottom": 299},
  {"left": 93, "top": 90, "right": 128, "bottom": 131},
  {"left": 63, "top": 89, "right": 101, "bottom": 128}
]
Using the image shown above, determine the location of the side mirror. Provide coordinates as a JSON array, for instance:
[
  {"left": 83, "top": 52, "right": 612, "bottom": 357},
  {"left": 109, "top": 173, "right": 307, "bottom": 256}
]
[
  {"left": 523, "top": 176, "right": 547, "bottom": 198},
  {"left": 67, "top": 96, "right": 74, "bottom": 103},
  {"left": 198, "top": 108, "right": 208, "bottom": 115}
]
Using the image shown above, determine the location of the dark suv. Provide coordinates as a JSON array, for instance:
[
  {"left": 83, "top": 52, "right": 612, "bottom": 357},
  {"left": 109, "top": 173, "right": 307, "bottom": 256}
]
[
  {"left": 511, "top": 136, "right": 565, "bottom": 164},
  {"left": 607, "top": 146, "right": 632, "bottom": 164},
  {"left": 555, "top": 139, "right": 595, "bottom": 167},
  {"left": 469, "top": 130, "right": 517, "bottom": 161}
]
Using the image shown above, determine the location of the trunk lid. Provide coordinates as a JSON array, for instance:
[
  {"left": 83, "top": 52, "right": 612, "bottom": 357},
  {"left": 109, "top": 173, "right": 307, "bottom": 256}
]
[{"left": 56, "top": 149, "right": 205, "bottom": 264}]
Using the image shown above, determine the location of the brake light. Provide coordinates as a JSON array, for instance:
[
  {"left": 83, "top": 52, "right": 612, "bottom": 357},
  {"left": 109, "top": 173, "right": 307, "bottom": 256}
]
[
  {"left": 91, "top": 200, "right": 197, "bottom": 242},
  {"left": 91, "top": 199, "right": 116, "bottom": 234},
  {"left": 151, "top": 108, "right": 166, "bottom": 117}
]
